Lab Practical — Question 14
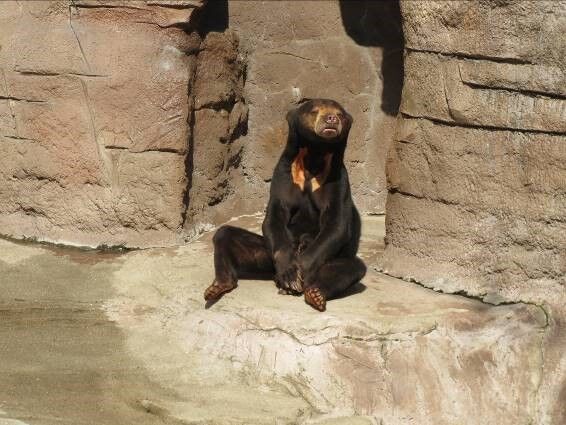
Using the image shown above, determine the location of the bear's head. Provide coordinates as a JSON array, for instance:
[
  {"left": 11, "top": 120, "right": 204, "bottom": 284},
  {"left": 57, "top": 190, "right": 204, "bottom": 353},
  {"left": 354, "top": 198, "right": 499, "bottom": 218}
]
[{"left": 287, "top": 99, "right": 353, "bottom": 145}]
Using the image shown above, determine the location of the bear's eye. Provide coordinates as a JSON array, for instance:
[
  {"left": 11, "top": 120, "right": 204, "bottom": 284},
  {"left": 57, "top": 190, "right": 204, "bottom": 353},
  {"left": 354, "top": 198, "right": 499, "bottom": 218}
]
[{"left": 310, "top": 109, "right": 319, "bottom": 115}]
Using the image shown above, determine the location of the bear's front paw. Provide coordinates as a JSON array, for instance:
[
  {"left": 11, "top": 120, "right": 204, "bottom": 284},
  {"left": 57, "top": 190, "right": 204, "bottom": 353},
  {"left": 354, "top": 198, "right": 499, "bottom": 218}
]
[
  {"left": 278, "top": 288, "right": 295, "bottom": 295},
  {"left": 304, "top": 287, "right": 326, "bottom": 312},
  {"left": 274, "top": 249, "right": 304, "bottom": 294},
  {"left": 275, "top": 265, "right": 303, "bottom": 294},
  {"left": 275, "top": 264, "right": 304, "bottom": 294}
]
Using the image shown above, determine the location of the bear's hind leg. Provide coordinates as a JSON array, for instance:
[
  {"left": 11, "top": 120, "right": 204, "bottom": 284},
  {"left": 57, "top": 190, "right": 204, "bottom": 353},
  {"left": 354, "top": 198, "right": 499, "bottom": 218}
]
[
  {"left": 303, "top": 257, "right": 366, "bottom": 311},
  {"left": 204, "top": 225, "right": 274, "bottom": 301}
]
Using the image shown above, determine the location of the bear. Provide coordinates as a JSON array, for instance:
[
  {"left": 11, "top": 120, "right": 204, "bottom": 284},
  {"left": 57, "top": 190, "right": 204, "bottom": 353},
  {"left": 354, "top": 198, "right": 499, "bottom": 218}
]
[{"left": 203, "top": 98, "right": 366, "bottom": 311}]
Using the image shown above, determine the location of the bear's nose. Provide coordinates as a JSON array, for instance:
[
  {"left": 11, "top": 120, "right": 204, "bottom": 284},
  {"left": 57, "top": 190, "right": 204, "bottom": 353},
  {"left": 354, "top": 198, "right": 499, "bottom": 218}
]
[{"left": 325, "top": 114, "right": 338, "bottom": 124}]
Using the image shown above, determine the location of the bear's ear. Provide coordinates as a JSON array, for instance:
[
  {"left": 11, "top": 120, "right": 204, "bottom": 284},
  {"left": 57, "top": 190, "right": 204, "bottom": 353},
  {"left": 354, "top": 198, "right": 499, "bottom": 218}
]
[
  {"left": 342, "top": 110, "right": 353, "bottom": 134},
  {"left": 286, "top": 108, "right": 298, "bottom": 127},
  {"left": 285, "top": 108, "right": 300, "bottom": 149},
  {"left": 297, "top": 97, "right": 312, "bottom": 104}
]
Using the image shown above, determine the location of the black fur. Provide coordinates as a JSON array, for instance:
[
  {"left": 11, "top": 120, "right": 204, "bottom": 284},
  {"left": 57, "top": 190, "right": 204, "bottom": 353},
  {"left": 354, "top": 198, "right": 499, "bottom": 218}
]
[{"left": 204, "top": 99, "right": 366, "bottom": 311}]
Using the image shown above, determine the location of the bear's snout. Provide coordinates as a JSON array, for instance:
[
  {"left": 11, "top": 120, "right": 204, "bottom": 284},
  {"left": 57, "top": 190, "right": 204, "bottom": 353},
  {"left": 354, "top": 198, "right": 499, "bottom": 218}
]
[{"left": 325, "top": 114, "right": 339, "bottom": 125}]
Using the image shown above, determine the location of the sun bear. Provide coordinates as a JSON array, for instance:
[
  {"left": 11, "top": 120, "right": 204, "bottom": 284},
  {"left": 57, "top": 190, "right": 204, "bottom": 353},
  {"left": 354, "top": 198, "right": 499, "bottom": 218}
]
[{"left": 203, "top": 98, "right": 366, "bottom": 311}]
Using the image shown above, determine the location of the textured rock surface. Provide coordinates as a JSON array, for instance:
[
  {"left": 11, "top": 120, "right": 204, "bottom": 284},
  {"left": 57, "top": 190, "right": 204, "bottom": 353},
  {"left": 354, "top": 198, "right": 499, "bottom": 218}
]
[
  {"left": 385, "top": 118, "right": 566, "bottom": 301},
  {"left": 0, "top": 0, "right": 204, "bottom": 248},
  {"left": 223, "top": 0, "right": 403, "bottom": 215},
  {"left": 383, "top": 0, "right": 566, "bottom": 302},
  {"left": 183, "top": 29, "right": 249, "bottom": 235},
  {"left": 183, "top": 0, "right": 404, "bottom": 233},
  {"left": 0, "top": 216, "right": 553, "bottom": 424},
  {"left": 382, "top": 2, "right": 566, "bottom": 423},
  {"left": 0, "top": 0, "right": 400, "bottom": 246}
]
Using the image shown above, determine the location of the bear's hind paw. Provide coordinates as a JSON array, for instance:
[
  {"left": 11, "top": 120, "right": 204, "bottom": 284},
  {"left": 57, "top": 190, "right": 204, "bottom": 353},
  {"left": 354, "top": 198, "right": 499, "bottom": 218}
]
[
  {"left": 204, "top": 280, "right": 236, "bottom": 301},
  {"left": 304, "top": 287, "right": 326, "bottom": 312}
]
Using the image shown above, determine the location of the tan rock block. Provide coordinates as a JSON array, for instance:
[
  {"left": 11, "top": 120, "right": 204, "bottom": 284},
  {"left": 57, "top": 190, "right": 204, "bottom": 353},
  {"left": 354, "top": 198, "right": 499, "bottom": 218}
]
[
  {"left": 0, "top": 1, "right": 200, "bottom": 247},
  {"left": 384, "top": 116, "right": 566, "bottom": 304},
  {"left": 392, "top": 118, "right": 566, "bottom": 218},
  {"left": 401, "top": 0, "right": 566, "bottom": 67},
  {"left": 68, "top": 8, "right": 192, "bottom": 153},
  {"left": 193, "top": 31, "right": 242, "bottom": 110},
  {"left": 192, "top": 108, "right": 230, "bottom": 179},
  {"left": 2, "top": 1, "right": 88, "bottom": 75},
  {"left": 8, "top": 74, "right": 110, "bottom": 187},
  {"left": 459, "top": 61, "right": 566, "bottom": 98},
  {"left": 74, "top": 0, "right": 204, "bottom": 28},
  {"left": 0, "top": 100, "right": 16, "bottom": 137},
  {"left": 401, "top": 51, "right": 566, "bottom": 133},
  {"left": 111, "top": 150, "right": 186, "bottom": 231}
]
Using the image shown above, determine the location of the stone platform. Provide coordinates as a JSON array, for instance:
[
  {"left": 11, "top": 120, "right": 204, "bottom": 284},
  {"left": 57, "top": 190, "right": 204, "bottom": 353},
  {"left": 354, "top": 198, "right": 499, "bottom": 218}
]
[{"left": 0, "top": 215, "right": 548, "bottom": 424}]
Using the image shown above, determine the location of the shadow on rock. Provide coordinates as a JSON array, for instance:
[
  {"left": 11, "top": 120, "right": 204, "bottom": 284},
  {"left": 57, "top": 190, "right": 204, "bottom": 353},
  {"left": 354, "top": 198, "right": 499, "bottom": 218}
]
[{"left": 339, "top": 0, "right": 404, "bottom": 116}]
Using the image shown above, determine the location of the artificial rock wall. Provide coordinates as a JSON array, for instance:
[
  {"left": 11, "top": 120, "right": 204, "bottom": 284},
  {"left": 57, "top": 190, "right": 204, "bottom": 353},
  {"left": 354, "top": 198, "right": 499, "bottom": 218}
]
[
  {"left": 0, "top": 0, "right": 401, "bottom": 247},
  {"left": 382, "top": 0, "right": 566, "bottom": 306},
  {"left": 0, "top": 0, "right": 203, "bottom": 247},
  {"left": 381, "top": 3, "right": 566, "bottom": 422},
  {"left": 224, "top": 0, "right": 403, "bottom": 215}
]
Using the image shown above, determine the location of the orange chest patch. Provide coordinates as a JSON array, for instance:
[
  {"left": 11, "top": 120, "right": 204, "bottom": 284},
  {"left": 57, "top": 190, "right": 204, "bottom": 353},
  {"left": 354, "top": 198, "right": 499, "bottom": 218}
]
[{"left": 291, "top": 148, "right": 333, "bottom": 192}]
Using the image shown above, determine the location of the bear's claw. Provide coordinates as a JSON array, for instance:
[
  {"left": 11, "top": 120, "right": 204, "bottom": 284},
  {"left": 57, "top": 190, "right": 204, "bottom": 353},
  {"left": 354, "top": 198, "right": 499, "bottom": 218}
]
[
  {"left": 278, "top": 288, "right": 296, "bottom": 295},
  {"left": 276, "top": 264, "right": 304, "bottom": 294}
]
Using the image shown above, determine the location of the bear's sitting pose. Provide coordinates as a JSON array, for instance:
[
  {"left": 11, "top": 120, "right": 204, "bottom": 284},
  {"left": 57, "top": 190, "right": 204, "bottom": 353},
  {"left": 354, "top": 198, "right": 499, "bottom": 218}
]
[{"left": 203, "top": 99, "right": 366, "bottom": 311}]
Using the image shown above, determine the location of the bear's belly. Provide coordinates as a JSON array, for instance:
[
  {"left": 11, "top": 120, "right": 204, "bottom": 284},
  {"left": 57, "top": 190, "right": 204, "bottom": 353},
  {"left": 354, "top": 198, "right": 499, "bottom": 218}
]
[{"left": 287, "top": 204, "right": 319, "bottom": 242}]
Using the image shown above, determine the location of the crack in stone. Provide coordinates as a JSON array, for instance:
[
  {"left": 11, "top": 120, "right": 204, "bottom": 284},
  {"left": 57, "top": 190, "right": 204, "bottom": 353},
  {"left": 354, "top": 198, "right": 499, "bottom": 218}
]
[
  {"left": 180, "top": 33, "right": 202, "bottom": 229},
  {"left": 232, "top": 311, "right": 436, "bottom": 347},
  {"left": 104, "top": 146, "right": 184, "bottom": 155},
  {"left": 399, "top": 112, "right": 566, "bottom": 136},
  {"left": 334, "top": 345, "right": 379, "bottom": 370},
  {"left": 406, "top": 46, "right": 534, "bottom": 65},
  {"left": 78, "top": 77, "right": 112, "bottom": 186},
  {"left": 15, "top": 204, "right": 49, "bottom": 219},
  {"left": 233, "top": 312, "right": 325, "bottom": 347},
  {"left": 73, "top": 3, "right": 148, "bottom": 11},
  {"left": 68, "top": 3, "right": 91, "bottom": 72},
  {"left": 3, "top": 135, "right": 40, "bottom": 143},
  {"left": 79, "top": 78, "right": 97, "bottom": 147},
  {"left": 104, "top": 145, "right": 129, "bottom": 151},
  {"left": 264, "top": 51, "right": 317, "bottom": 63},
  {"left": 193, "top": 99, "right": 236, "bottom": 113},
  {"left": 13, "top": 173, "right": 63, "bottom": 187},
  {"left": 0, "top": 95, "right": 46, "bottom": 103},
  {"left": 1, "top": 70, "right": 18, "bottom": 137},
  {"left": 460, "top": 80, "right": 566, "bottom": 101},
  {"left": 133, "top": 20, "right": 177, "bottom": 29},
  {"left": 16, "top": 69, "right": 108, "bottom": 78},
  {"left": 389, "top": 187, "right": 460, "bottom": 207},
  {"left": 146, "top": 1, "right": 201, "bottom": 9},
  {"left": 279, "top": 376, "right": 325, "bottom": 414}
]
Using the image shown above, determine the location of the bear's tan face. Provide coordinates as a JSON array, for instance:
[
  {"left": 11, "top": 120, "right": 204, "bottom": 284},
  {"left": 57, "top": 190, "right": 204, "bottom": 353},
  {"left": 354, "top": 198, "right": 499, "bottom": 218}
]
[{"left": 297, "top": 100, "right": 350, "bottom": 141}]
